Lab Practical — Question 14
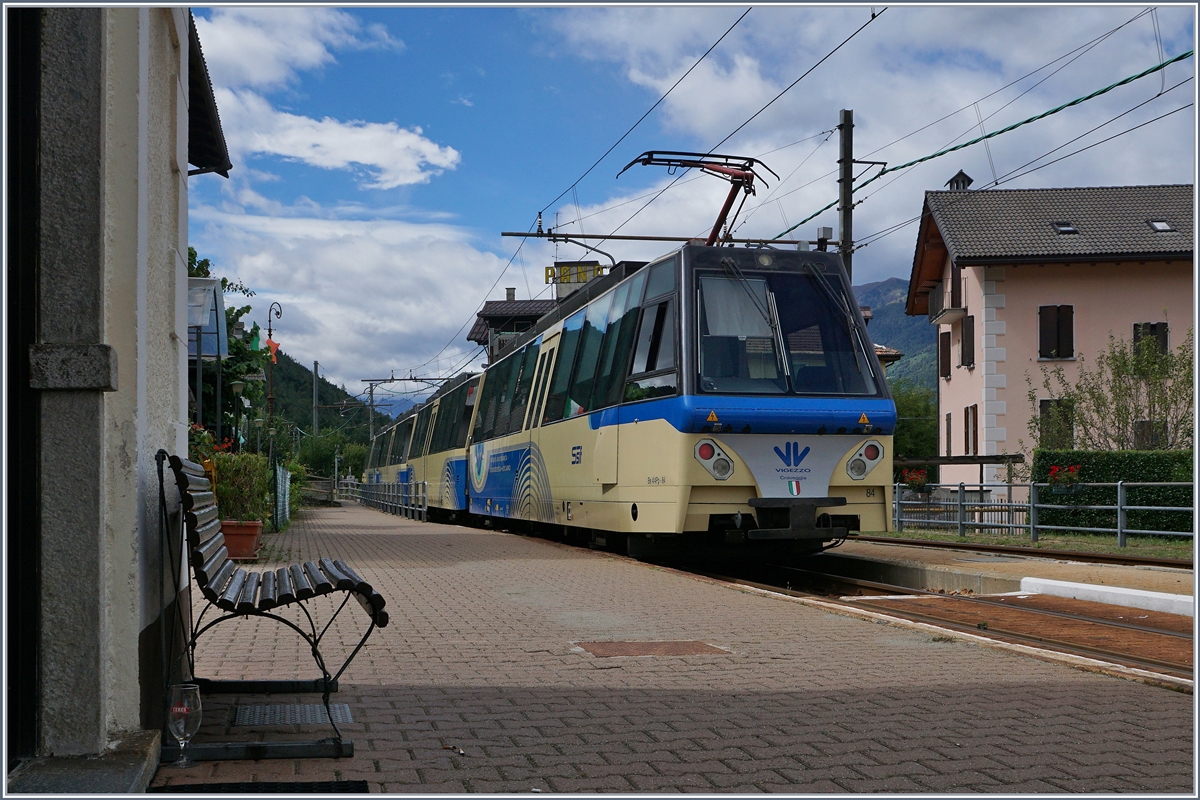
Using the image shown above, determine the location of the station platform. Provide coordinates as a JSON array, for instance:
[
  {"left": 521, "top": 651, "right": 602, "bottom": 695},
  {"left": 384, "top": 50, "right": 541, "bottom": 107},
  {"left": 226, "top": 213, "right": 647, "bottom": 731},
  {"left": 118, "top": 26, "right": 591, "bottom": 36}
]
[
  {"left": 822, "top": 539, "right": 1194, "bottom": 615},
  {"left": 150, "top": 504, "right": 1192, "bottom": 793}
]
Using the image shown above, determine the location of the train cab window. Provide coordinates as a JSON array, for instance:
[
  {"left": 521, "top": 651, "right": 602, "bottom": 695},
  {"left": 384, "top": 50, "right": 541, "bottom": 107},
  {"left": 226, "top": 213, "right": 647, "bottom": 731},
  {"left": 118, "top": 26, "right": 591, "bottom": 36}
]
[
  {"left": 542, "top": 309, "right": 586, "bottom": 423},
  {"left": 696, "top": 266, "right": 877, "bottom": 396},
  {"left": 698, "top": 276, "right": 786, "bottom": 394},
  {"left": 409, "top": 404, "right": 435, "bottom": 459}
]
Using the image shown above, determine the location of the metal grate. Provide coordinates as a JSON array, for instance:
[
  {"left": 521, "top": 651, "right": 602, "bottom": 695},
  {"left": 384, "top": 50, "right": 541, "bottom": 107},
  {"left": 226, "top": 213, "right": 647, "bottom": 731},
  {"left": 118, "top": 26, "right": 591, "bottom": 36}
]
[
  {"left": 234, "top": 703, "right": 354, "bottom": 726},
  {"left": 579, "top": 641, "right": 729, "bottom": 657}
]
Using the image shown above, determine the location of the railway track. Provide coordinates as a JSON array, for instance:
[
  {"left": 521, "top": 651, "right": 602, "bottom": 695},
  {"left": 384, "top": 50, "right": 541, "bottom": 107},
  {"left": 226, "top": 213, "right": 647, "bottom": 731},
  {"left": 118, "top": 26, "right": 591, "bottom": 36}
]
[
  {"left": 848, "top": 534, "right": 1192, "bottom": 570},
  {"left": 684, "top": 561, "right": 1194, "bottom": 685}
]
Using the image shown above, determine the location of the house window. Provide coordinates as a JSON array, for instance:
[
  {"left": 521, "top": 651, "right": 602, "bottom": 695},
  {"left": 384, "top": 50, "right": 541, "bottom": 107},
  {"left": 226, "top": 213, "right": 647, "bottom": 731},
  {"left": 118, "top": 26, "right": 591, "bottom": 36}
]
[
  {"left": 939, "top": 330, "right": 951, "bottom": 379},
  {"left": 964, "top": 404, "right": 979, "bottom": 455},
  {"left": 1051, "top": 221, "right": 1078, "bottom": 234},
  {"left": 1133, "top": 419, "right": 1167, "bottom": 450},
  {"left": 1148, "top": 220, "right": 1175, "bottom": 232},
  {"left": 1038, "top": 305, "right": 1073, "bottom": 359},
  {"left": 1038, "top": 399, "right": 1074, "bottom": 450},
  {"left": 944, "top": 412, "right": 952, "bottom": 457},
  {"left": 1133, "top": 322, "right": 1169, "bottom": 354},
  {"left": 960, "top": 315, "right": 975, "bottom": 368}
]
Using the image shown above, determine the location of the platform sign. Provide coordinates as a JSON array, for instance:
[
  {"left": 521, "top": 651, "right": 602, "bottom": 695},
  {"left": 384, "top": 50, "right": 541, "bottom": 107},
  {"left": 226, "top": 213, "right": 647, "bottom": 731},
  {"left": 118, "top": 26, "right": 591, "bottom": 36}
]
[{"left": 545, "top": 262, "right": 605, "bottom": 285}]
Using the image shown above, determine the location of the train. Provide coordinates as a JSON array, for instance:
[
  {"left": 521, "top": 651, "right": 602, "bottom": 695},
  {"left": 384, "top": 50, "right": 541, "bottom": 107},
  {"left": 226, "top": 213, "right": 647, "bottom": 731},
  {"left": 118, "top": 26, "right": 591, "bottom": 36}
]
[{"left": 362, "top": 242, "right": 896, "bottom": 558}]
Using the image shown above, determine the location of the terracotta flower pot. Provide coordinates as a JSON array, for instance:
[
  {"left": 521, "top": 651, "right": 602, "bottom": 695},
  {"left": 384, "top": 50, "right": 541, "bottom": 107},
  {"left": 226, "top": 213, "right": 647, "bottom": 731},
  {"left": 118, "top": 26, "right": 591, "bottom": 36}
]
[{"left": 221, "top": 520, "right": 263, "bottom": 559}]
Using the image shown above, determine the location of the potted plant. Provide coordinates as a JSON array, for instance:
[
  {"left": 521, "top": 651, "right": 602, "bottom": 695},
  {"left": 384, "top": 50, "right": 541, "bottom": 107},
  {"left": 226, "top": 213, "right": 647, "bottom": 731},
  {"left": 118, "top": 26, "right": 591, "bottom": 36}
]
[
  {"left": 901, "top": 468, "right": 930, "bottom": 495},
  {"left": 211, "top": 451, "right": 270, "bottom": 558},
  {"left": 1048, "top": 463, "right": 1083, "bottom": 494}
]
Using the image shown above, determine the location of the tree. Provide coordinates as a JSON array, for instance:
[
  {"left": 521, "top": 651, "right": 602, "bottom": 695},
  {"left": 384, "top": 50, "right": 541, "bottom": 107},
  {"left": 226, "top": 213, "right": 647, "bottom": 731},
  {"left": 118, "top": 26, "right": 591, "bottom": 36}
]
[
  {"left": 1024, "top": 326, "right": 1193, "bottom": 452},
  {"left": 889, "top": 377, "right": 939, "bottom": 482}
]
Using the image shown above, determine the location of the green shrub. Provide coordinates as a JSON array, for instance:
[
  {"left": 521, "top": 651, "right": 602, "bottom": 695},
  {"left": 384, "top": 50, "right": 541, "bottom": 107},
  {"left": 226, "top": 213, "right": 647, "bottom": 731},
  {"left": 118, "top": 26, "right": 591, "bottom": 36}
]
[
  {"left": 1032, "top": 449, "right": 1192, "bottom": 534},
  {"left": 210, "top": 452, "right": 270, "bottom": 522}
]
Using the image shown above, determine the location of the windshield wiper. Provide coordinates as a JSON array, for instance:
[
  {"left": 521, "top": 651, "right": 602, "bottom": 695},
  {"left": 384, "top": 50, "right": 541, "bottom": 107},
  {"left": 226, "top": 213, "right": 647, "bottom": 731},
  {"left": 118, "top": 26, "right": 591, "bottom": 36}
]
[{"left": 719, "top": 257, "right": 787, "bottom": 374}]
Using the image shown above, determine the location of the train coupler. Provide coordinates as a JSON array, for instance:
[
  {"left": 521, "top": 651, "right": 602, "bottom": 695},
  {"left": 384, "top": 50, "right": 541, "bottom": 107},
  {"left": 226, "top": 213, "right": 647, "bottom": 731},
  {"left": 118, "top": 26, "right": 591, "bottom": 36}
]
[{"left": 746, "top": 496, "right": 848, "bottom": 540}]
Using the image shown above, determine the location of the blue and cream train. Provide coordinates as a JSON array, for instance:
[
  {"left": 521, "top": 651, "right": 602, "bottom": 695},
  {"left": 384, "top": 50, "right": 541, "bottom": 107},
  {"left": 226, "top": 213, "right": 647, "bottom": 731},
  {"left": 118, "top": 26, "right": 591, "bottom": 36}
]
[{"left": 366, "top": 244, "right": 896, "bottom": 556}]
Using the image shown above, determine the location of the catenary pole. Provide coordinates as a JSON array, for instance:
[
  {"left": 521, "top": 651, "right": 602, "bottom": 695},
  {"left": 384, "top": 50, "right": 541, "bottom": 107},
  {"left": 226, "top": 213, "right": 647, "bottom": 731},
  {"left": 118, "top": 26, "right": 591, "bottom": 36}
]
[{"left": 839, "top": 108, "right": 854, "bottom": 283}]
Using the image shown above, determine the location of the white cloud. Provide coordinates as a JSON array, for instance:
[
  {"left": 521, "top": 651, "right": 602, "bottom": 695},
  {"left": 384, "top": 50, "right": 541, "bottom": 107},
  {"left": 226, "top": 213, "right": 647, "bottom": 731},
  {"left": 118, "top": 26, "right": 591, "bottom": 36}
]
[
  {"left": 216, "top": 89, "right": 460, "bottom": 190},
  {"left": 195, "top": 8, "right": 401, "bottom": 91},
  {"left": 190, "top": 204, "right": 533, "bottom": 393}
]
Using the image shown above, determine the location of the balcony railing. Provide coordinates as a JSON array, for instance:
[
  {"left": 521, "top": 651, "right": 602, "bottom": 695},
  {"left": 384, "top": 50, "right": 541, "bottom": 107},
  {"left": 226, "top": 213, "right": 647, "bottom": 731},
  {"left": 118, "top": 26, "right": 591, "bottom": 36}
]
[{"left": 927, "top": 281, "right": 965, "bottom": 324}]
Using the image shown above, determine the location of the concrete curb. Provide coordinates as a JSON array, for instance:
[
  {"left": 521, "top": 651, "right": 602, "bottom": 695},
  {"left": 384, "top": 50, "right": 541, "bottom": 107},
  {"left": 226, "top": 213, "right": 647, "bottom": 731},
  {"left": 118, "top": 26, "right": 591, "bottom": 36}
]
[{"left": 1021, "top": 576, "right": 1195, "bottom": 617}]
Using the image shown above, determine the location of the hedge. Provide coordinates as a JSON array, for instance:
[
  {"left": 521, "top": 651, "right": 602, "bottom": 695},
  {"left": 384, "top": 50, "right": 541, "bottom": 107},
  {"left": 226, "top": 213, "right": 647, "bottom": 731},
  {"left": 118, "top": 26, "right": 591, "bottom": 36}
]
[{"left": 1032, "top": 449, "right": 1193, "bottom": 535}]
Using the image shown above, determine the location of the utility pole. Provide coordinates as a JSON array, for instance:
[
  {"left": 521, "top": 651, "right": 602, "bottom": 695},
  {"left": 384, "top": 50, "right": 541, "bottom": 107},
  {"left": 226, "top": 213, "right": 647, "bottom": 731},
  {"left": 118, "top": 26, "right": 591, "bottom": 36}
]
[
  {"left": 312, "top": 360, "right": 319, "bottom": 440},
  {"left": 838, "top": 108, "right": 854, "bottom": 283}
]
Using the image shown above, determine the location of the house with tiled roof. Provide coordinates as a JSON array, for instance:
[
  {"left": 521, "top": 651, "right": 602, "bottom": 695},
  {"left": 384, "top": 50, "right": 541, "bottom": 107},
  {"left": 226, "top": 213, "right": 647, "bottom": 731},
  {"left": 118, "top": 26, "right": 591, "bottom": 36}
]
[
  {"left": 905, "top": 176, "right": 1193, "bottom": 484},
  {"left": 467, "top": 288, "right": 558, "bottom": 363}
]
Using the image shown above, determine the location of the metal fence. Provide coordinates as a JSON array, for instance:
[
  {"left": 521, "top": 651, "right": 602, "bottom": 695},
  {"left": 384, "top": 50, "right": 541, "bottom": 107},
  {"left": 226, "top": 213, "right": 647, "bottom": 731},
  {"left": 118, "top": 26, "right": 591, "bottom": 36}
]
[
  {"left": 339, "top": 479, "right": 428, "bottom": 521},
  {"left": 893, "top": 481, "right": 1193, "bottom": 545},
  {"left": 274, "top": 464, "right": 291, "bottom": 529}
]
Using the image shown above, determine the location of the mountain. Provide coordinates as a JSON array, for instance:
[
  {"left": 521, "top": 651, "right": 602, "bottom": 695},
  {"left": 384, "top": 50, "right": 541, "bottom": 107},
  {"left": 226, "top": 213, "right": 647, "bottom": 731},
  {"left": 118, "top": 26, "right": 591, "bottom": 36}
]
[
  {"left": 268, "top": 349, "right": 400, "bottom": 443},
  {"left": 853, "top": 277, "right": 937, "bottom": 390}
]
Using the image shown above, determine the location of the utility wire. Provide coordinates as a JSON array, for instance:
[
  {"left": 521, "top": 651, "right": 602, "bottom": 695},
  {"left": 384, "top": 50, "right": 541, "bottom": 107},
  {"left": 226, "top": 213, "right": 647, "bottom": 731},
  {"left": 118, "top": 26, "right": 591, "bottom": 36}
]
[
  {"left": 596, "top": 7, "right": 886, "bottom": 245},
  {"left": 773, "top": 48, "right": 1195, "bottom": 239},
  {"left": 539, "top": 7, "right": 752, "bottom": 215},
  {"left": 851, "top": 98, "right": 1193, "bottom": 252}
]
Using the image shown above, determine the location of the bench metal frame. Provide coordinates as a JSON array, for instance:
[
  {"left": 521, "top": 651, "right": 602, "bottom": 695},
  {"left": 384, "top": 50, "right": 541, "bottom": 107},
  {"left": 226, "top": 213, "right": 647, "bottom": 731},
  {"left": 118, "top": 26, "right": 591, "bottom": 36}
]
[{"left": 161, "top": 451, "right": 388, "bottom": 762}]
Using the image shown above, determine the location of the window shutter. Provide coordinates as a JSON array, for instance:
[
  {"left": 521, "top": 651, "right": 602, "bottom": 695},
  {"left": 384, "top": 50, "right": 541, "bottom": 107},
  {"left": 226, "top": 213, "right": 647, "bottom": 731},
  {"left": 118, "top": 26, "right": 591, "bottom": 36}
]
[
  {"left": 1156, "top": 322, "right": 1169, "bottom": 353},
  {"left": 961, "top": 315, "right": 975, "bottom": 368},
  {"left": 963, "top": 407, "right": 970, "bottom": 456},
  {"left": 1038, "top": 306, "right": 1057, "bottom": 358},
  {"left": 971, "top": 404, "right": 979, "bottom": 456},
  {"left": 1057, "top": 305, "right": 1073, "bottom": 358},
  {"left": 945, "top": 412, "right": 952, "bottom": 457},
  {"left": 939, "top": 330, "right": 951, "bottom": 378},
  {"left": 950, "top": 263, "right": 962, "bottom": 308}
]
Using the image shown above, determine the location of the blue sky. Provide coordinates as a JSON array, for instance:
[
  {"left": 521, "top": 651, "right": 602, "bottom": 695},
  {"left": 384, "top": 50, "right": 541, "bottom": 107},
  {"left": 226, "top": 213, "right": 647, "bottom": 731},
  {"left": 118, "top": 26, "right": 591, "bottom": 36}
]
[{"left": 188, "top": 5, "right": 1196, "bottom": 406}]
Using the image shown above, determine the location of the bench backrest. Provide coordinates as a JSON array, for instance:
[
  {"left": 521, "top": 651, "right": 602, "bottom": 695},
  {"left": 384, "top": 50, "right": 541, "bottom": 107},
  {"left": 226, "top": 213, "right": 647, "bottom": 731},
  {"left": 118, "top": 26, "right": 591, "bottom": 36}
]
[{"left": 169, "top": 455, "right": 230, "bottom": 605}]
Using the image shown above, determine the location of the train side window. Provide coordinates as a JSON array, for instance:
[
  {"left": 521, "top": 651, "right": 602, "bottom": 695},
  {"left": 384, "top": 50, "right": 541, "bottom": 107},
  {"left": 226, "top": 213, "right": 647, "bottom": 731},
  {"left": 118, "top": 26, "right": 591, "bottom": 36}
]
[
  {"left": 494, "top": 345, "right": 527, "bottom": 437},
  {"left": 543, "top": 310, "right": 586, "bottom": 423},
  {"left": 505, "top": 342, "right": 541, "bottom": 437},
  {"left": 455, "top": 377, "right": 479, "bottom": 448},
  {"left": 409, "top": 405, "right": 434, "bottom": 459},
  {"left": 521, "top": 351, "right": 548, "bottom": 431},
  {"left": 643, "top": 258, "right": 677, "bottom": 301},
  {"left": 564, "top": 292, "right": 615, "bottom": 417},
  {"left": 587, "top": 281, "right": 634, "bottom": 411},
  {"left": 624, "top": 298, "right": 677, "bottom": 402},
  {"left": 481, "top": 356, "right": 514, "bottom": 440},
  {"left": 394, "top": 417, "right": 414, "bottom": 461},
  {"left": 428, "top": 382, "right": 467, "bottom": 454},
  {"left": 530, "top": 347, "right": 555, "bottom": 428}
]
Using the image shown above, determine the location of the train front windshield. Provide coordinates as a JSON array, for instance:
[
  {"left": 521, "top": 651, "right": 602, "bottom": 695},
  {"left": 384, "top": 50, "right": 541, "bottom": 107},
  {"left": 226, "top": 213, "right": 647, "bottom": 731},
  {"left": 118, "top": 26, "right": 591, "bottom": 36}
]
[{"left": 696, "top": 265, "right": 879, "bottom": 396}]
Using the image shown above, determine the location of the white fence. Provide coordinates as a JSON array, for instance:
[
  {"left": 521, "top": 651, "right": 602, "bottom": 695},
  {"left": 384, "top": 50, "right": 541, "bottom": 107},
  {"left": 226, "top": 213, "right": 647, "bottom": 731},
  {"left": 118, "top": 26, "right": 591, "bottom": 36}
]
[
  {"left": 893, "top": 481, "right": 1193, "bottom": 546},
  {"left": 339, "top": 479, "right": 428, "bottom": 521}
]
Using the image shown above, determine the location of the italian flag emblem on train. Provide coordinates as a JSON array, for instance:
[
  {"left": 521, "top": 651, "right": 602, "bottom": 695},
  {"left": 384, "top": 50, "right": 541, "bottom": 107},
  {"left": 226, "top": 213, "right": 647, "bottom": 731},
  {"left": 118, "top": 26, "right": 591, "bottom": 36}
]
[{"left": 787, "top": 480, "right": 801, "bottom": 496}]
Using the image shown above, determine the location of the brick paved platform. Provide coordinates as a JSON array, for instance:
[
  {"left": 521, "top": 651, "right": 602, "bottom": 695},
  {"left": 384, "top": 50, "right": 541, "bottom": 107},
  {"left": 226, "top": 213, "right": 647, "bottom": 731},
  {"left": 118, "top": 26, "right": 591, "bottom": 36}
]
[{"left": 151, "top": 504, "right": 1193, "bottom": 793}]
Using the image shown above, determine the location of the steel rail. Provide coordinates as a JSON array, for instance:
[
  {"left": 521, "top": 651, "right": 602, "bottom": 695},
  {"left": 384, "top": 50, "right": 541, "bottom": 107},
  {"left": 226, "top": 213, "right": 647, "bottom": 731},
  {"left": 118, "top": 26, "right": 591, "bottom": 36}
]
[
  {"left": 849, "top": 534, "right": 1192, "bottom": 570},
  {"left": 776, "top": 566, "right": 1192, "bottom": 639},
  {"left": 698, "top": 569, "right": 1192, "bottom": 680}
]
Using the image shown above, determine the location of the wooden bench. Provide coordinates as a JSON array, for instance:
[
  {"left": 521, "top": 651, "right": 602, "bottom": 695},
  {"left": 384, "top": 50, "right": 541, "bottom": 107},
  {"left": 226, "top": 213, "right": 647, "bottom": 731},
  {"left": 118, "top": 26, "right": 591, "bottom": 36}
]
[{"left": 163, "top": 452, "right": 388, "bottom": 761}]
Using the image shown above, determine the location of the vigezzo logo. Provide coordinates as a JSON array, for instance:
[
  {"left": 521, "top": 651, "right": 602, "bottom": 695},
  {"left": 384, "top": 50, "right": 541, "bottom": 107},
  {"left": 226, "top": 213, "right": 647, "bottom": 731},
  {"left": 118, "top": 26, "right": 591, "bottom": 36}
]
[{"left": 774, "top": 441, "right": 810, "bottom": 467}]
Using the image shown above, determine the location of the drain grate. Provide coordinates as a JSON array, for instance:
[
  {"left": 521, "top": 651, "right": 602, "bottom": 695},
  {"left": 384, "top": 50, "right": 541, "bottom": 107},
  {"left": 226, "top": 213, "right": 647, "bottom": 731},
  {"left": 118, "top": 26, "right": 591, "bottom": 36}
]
[
  {"left": 234, "top": 703, "right": 354, "bottom": 726},
  {"left": 579, "top": 641, "right": 729, "bottom": 657}
]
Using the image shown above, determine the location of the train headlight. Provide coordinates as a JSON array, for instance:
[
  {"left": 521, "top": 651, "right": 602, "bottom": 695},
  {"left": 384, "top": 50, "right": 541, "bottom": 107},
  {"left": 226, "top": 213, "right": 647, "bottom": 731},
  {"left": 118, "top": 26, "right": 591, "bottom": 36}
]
[
  {"left": 846, "top": 439, "right": 884, "bottom": 481},
  {"left": 694, "top": 438, "right": 734, "bottom": 481}
]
